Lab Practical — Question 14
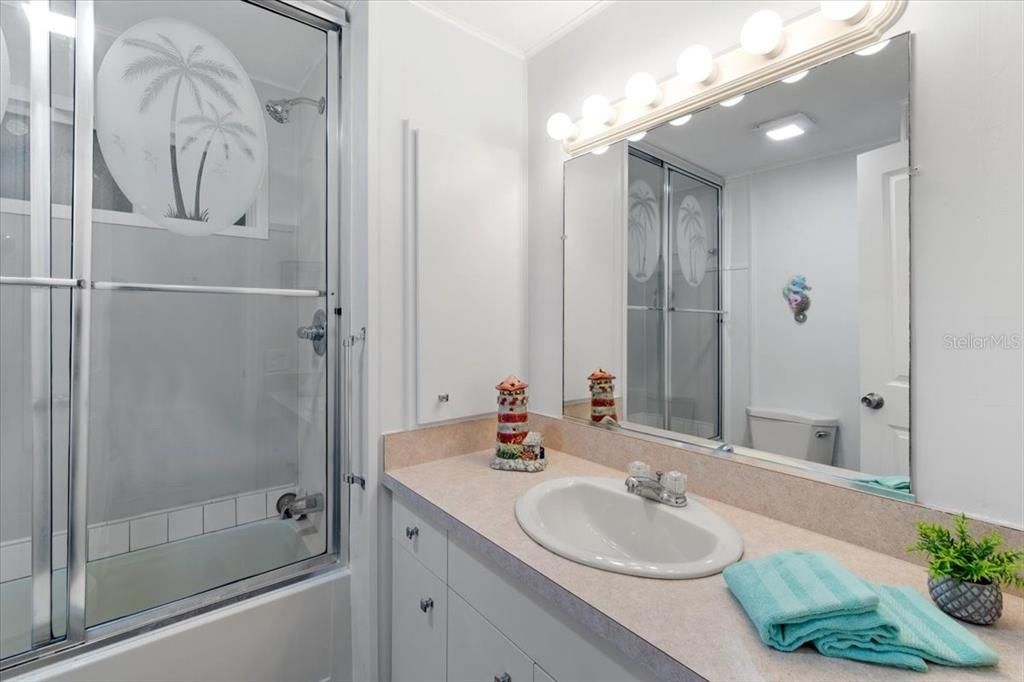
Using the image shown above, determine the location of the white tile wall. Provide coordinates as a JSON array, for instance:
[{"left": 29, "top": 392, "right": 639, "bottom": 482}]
[
  {"left": 168, "top": 506, "right": 203, "bottom": 541},
  {"left": 88, "top": 522, "right": 129, "bottom": 560},
  {"left": 237, "top": 493, "right": 268, "bottom": 525},
  {"left": 203, "top": 499, "right": 236, "bottom": 533},
  {"left": 0, "top": 485, "right": 298, "bottom": 583},
  {"left": 130, "top": 514, "right": 169, "bottom": 551}
]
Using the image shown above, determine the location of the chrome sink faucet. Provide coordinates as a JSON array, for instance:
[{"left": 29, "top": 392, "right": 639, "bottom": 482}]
[{"left": 625, "top": 461, "right": 688, "bottom": 507}]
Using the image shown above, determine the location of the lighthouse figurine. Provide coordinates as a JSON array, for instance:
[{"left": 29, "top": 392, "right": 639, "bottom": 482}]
[
  {"left": 588, "top": 368, "right": 618, "bottom": 426},
  {"left": 492, "top": 375, "right": 545, "bottom": 472}
]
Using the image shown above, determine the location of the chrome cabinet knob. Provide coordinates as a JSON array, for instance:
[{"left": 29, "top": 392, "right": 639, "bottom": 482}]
[
  {"left": 405, "top": 526, "right": 419, "bottom": 540},
  {"left": 438, "top": 393, "right": 450, "bottom": 403},
  {"left": 494, "top": 674, "right": 511, "bottom": 682},
  {"left": 860, "top": 392, "right": 885, "bottom": 410},
  {"left": 419, "top": 597, "right": 434, "bottom": 613}
]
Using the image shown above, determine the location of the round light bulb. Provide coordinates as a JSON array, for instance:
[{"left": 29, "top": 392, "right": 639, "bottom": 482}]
[
  {"left": 592, "top": 145, "right": 610, "bottom": 156},
  {"left": 740, "top": 10, "right": 785, "bottom": 57},
  {"left": 720, "top": 95, "right": 744, "bottom": 107},
  {"left": 782, "top": 70, "right": 808, "bottom": 84},
  {"left": 669, "top": 114, "right": 692, "bottom": 127},
  {"left": 855, "top": 39, "right": 890, "bottom": 56},
  {"left": 582, "top": 95, "right": 615, "bottom": 126},
  {"left": 820, "top": 1, "right": 869, "bottom": 23},
  {"left": 546, "top": 112, "right": 573, "bottom": 141},
  {"left": 624, "top": 72, "right": 660, "bottom": 107},
  {"left": 676, "top": 45, "right": 717, "bottom": 85},
  {"left": 627, "top": 131, "right": 646, "bottom": 142}
]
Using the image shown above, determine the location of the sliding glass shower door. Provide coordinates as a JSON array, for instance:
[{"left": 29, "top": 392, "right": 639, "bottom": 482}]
[
  {"left": 1, "top": 0, "right": 346, "bottom": 666},
  {"left": 625, "top": 148, "right": 722, "bottom": 440}
]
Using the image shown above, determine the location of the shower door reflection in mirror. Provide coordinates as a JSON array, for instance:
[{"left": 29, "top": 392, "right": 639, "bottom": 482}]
[{"left": 563, "top": 34, "right": 912, "bottom": 498}]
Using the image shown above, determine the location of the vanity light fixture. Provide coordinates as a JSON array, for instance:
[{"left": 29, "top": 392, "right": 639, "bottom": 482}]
[
  {"left": 740, "top": 10, "right": 785, "bottom": 57},
  {"left": 625, "top": 72, "right": 661, "bottom": 107},
  {"left": 627, "top": 131, "right": 647, "bottom": 142},
  {"left": 676, "top": 45, "right": 717, "bottom": 85},
  {"left": 582, "top": 95, "right": 616, "bottom": 126},
  {"left": 591, "top": 145, "right": 610, "bottom": 155},
  {"left": 546, "top": 0, "right": 906, "bottom": 156},
  {"left": 820, "top": 1, "right": 870, "bottom": 24},
  {"left": 757, "top": 112, "right": 814, "bottom": 141},
  {"left": 669, "top": 114, "right": 692, "bottom": 126},
  {"left": 855, "top": 39, "right": 890, "bottom": 56},
  {"left": 546, "top": 112, "right": 575, "bottom": 141}
]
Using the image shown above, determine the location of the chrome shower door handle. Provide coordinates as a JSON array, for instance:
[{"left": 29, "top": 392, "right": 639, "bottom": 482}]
[
  {"left": 297, "top": 309, "right": 327, "bottom": 356},
  {"left": 419, "top": 597, "right": 434, "bottom": 613},
  {"left": 494, "top": 674, "right": 512, "bottom": 682}
]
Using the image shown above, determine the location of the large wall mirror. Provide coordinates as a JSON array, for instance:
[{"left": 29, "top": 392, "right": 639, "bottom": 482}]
[{"left": 563, "top": 33, "right": 912, "bottom": 499}]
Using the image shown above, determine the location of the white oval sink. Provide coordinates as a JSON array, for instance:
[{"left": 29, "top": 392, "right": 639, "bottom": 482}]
[{"left": 515, "top": 476, "right": 743, "bottom": 579}]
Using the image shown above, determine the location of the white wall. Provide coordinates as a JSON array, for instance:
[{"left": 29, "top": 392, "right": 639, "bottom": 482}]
[
  {"left": 527, "top": 1, "right": 1024, "bottom": 528},
  {"left": 563, "top": 144, "right": 626, "bottom": 404},
  {"left": 731, "top": 151, "right": 862, "bottom": 470},
  {"left": 360, "top": 3, "right": 527, "bottom": 679},
  {"left": 12, "top": 571, "right": 351, "bottom": 682}
]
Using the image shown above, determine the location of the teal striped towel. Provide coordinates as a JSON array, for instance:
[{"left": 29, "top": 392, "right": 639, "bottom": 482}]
[
  {"left": 815, "top": 583, "right": 999, "bottom": 672},
  {"left": 851, "top": 474, "right": 912, "bottom": 491},
  {"left": 723, "top": 552, "right": 894, "bottom": 651},
  {"left": 724, "top": 552, "right": 1000, "bottom": 672}
]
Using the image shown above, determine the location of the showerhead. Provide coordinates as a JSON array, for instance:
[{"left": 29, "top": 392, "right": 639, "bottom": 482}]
[{"left": 264, "top": 96, "right": 326, "bottom": 124}]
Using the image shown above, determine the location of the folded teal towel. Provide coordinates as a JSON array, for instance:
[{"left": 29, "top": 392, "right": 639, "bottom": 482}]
[
  {"left": 816, "top": 583, "right": 999, "bottom": 672},
  {"left": 725, "top": 552, "right": 1001, "bottom": 672},
  {"left": 723, "top": 551, "right": 893, "bottom": 651},
  {"left": 851, "top": 474, "right": 911, "bottom": 491}
]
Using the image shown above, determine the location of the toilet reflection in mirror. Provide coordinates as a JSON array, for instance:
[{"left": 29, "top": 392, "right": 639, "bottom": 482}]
[{"left": 563, "top": 34, "right": 912, "bottom": 498}]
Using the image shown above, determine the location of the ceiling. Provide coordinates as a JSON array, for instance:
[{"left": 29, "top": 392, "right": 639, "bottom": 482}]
[
  {"left": 412, "top": 1, "right": 611, "bottom": 58},
  {"left": 644, "top": 34, "right": 911, "bottom": 179}
]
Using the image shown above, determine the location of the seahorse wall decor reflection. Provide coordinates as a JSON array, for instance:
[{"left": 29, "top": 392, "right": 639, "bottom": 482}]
[{"left": 782, "top": 274, "right": 812, "bottom": 323}]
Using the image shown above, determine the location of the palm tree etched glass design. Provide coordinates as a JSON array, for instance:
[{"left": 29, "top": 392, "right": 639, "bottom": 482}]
[
  {"left": 676, "top": 195, "right": 708, "bottom": 287},
  {"left": 180, "top": 104, "right": 257, "bottom": 221},
  {"left": 121, "top": 34, "right": 242, "bottom": 221},
  {"left": 628, "top": 180, "right": 660, "bottom": 283}
]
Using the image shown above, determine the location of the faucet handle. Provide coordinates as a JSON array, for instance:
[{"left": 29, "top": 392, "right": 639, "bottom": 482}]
[
  {"left": 628, "top": 460, "right": 651, "bottom": 479},
  {"left": 662, "top": 470, "right": 686, "bottom": 495}
]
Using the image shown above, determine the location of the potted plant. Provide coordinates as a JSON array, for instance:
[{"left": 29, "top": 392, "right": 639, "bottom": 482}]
[{"left": 909, "top": 513, "right": 1024, "bottom": 625}]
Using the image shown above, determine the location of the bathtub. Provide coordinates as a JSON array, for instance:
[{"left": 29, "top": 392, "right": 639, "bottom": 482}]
[{"left": 0, "top": 519, "right": 314, "bottom": 659}]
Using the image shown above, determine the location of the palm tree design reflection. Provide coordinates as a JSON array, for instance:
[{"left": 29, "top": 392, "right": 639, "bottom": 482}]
[
  {"left": 180, "top": 104, "right": 257, "bottom": 221},
  {"left": 121, "top": 34, "right": 242, "bottom": 222},
  {"left": 629, "top": 183, "right": 659, "bottom": 281}
]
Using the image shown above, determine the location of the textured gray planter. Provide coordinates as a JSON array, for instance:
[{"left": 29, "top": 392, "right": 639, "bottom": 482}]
[{"left": 928, "top": 576, "right": 1003, "bottom": 625}]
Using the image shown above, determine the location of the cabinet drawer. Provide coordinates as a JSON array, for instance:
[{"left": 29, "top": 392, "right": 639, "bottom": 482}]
[
  {"left": 392, "top": 541, "right": 447, "bottom": 682},
  {"left": 393, "top": 497, "right": 447, "bottom": 580},
  {"left": 448, "top": 589, "right": 534, "bottom": 682}
]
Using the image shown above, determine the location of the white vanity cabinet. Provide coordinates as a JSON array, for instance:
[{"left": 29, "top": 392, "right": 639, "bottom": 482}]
[{"left": 391, "top": 498, "right": 655, "bottom": 682}]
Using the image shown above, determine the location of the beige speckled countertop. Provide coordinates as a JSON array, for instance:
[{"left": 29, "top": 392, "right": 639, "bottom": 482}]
[{"left": 384, "top": 449, "right": 1024, "bottom": 682}]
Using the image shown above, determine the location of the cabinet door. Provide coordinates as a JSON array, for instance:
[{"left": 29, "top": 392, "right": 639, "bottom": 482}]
[
  {"left": 448, "top": 589, "right": 534, "bottom": 682},
  {"left": 392, "top": 542, "right": 447, "bottom": 682}
]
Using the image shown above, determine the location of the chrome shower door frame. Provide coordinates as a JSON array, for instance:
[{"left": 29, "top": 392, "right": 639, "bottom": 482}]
[{"left": 2, "top": 0, "right": 351, "bottom": 673}]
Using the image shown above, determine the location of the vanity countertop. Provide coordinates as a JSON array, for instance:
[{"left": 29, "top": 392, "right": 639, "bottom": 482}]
[{"left": 383, "top": 449, "right": 1024, "bottom": 682}]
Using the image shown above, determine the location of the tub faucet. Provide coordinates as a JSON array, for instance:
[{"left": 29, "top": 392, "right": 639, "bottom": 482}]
[{"left": 625, "top": 461, "right": 688, "bottom": 507}]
